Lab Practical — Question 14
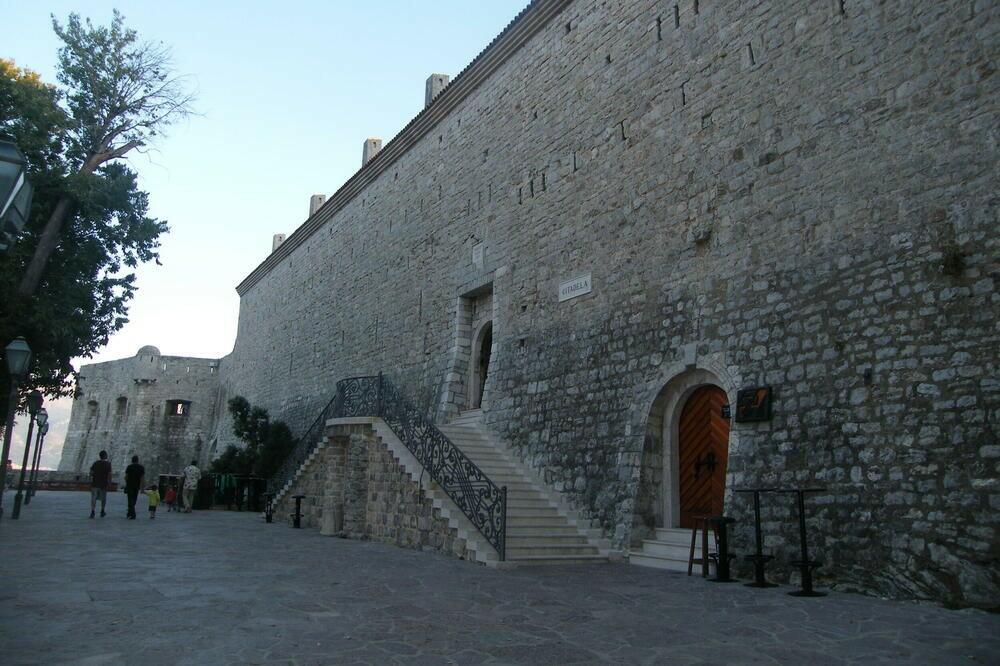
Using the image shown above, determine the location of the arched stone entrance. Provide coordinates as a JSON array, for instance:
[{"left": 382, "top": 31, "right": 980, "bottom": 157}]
[
  {"left": 470, "top": 321, "right": 493, "bottom": 409},
  {"left": 636, "top": 366, "right": 734, "bottom": 535}
]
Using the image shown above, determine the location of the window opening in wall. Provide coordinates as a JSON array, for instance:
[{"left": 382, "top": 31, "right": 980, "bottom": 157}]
[
  {"left": 165, "top": 399, "right": 191, "bottom": 417},
  {"left": 747, "top": 42, "right": 756, "bottom": 66},
  {"left": 674, "top": 4, "right": 680, "bottom": 28},
  {"left": 116, "top": 397, "right": 127, "bottom": 416},
  {"left": 162, "top": 363, "right": 166, "bottom": 370},
  {"left": 87, "top": 400, "right": 99, "bottom": 416},
  {"left": 657, "top": 16, "right": 663, "bottom": 40},
  {"left": 694, "top": 0, "right": 699, "bottom": 14}
]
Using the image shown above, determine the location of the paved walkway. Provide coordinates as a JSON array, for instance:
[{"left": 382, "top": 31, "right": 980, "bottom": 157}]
[{"left": 1, "top": 491, "right": 997, "bottom": 665}]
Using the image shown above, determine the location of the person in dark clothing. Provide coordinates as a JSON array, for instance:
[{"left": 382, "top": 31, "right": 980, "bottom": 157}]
[
  {"left": 124, "top": 455, "right": 145, "bottom": 520},
  {"left": 90, "top": 450, "right": 112, "bottom": 518}
]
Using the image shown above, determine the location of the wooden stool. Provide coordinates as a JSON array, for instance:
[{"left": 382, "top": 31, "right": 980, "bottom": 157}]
[{"left": 687, "top": 514, "right": 716, "bottom": 577}]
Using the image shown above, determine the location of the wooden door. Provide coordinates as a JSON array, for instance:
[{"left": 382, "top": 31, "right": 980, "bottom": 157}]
[{"left": 678, "top": 385, "right": 730, "bottom": 528}]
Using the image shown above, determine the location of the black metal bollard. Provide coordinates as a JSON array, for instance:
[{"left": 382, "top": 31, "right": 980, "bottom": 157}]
[
  {"left": 709, "top": 516, "right": 737, "bottom": 583},
  {"left": 292, "top": 495, "right": 305, "bottom": 529},
  {"left": 736, "top": 488, "right": 779, "bottom": 588},
  {"left": 263, "top": 493, "right": 274, "bottom": 523},
  {"left": 782, "top": 488, "right": 827, "bottom": 597}
]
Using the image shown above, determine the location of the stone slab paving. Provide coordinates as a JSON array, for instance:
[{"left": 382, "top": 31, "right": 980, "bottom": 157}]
[{"left": 0, "top": 491, "right": 997, "bottom": 666}]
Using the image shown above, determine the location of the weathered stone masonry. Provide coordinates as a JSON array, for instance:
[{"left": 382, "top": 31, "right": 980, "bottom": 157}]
[
  {"left": 59, "top": 346, "right": 224, "bottom": 480},
  {"left": 64, "top": 0, "right": 998, "bottom": 607}
]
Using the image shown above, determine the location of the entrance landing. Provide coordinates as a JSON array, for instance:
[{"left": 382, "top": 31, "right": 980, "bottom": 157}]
[{"left": 1, "top": 491, "right": 997, "bottom": 664}]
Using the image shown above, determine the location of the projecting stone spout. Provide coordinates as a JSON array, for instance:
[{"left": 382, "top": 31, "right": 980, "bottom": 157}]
[{"left": 362, "top": 137, "right": 383, "bottom": 166}]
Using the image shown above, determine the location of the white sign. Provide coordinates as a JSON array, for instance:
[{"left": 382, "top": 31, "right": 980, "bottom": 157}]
[
  {"left": 472, "top": 242, "right": 485, "bottom": 268},
  {"left": 559, "top": 273, "right": 592, "bottom": 302}
]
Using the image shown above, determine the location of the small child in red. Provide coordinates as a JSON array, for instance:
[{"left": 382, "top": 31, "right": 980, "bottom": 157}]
[{"left": 164, "top": 485, "right": 177, "bottom": 512}]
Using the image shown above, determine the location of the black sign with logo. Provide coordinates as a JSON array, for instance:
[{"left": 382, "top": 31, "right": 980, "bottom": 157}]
[{"left": 735, "top": 387, "right": 772, "bottom": 422}]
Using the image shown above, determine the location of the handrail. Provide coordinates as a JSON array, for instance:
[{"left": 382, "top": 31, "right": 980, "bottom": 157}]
[
  {"left": 269, "top": 390, "right": 344, "bottom": 496},
  {"left": 269, "top": 373, "right": 507, "bottom": 560}
]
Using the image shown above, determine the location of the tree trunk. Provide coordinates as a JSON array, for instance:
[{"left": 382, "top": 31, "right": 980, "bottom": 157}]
[
  {"left": 16, "top": 150, "right": 109, "bottom": 298},
  {"left": 16, "top": 196, "right": 74, "bottom": 297}
]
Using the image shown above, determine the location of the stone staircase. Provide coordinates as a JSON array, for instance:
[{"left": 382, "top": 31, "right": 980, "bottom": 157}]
[
  {"left": 437, "top": 410, "right": 614, "bottom": 565},
  {"left": 629, "top": 527, "right": 707, "bottom": 573}
]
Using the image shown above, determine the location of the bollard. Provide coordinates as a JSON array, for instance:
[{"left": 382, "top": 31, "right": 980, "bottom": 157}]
[
  {"left": 292, "top": 494, "right": 305, "bottom": 529},
  {"left": 708, "top": 516, "right": 737, "bottom": 583},
  {"left": 781, "top": 488, "right": 827, "bottom": 597},
  {"left": 263, "top": 493, "right": 274, "bottom": 523},
  {"left": 736, "top": 488, "right": 779, "bottom": 588}
]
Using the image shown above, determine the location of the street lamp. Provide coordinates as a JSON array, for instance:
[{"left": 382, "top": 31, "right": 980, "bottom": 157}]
[
  {"left": 0, "top": 337, "right": 32, "bottom": 521},
  {"left": 25, "top": 410, "right": 48, "bottom": 505},
  {"left": 0, "top": 140, "right": 33, "bottom": 253},
  {"left": 11, "top": 391, "right": 42, "bottom": 518}
]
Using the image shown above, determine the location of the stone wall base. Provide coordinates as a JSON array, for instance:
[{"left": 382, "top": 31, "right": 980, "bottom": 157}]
[{"left": 274, "top": 423, "right": 467, "bottom": 560}]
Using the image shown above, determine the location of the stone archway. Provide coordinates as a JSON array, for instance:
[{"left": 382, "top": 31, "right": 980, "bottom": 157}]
[
  {"left": 636, "top": 366, "right": 734, "bottom": 536},
  {"left": 470, "top": 320, "right": 493, "bottom": 409}
]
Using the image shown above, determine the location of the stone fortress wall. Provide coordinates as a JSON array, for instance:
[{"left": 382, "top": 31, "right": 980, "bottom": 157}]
[
  {"left": 59, "top": 346, "right": 225, "bottom": 481},
  {"left": 61, "top": 0, "right": 997, "bottom": 608}
]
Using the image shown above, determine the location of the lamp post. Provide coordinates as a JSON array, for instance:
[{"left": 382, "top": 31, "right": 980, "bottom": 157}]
[
  {"left": 28, "top": 421, "right": 49, "bottom": 500},
  {"left": 0, "top": 140, "right": 33, "bottom": 253},
  {"left": 11, "top": 391, "right": 42, "bottom": 519},
  {"left": 0, "top": 337, "right": 32, "bottom": 521},
  {"left": 25, "top": 413, "right": 48, "bottom": 505}
]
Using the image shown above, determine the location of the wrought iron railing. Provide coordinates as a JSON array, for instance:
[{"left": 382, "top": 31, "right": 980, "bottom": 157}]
[
  {"left": 270, "top": 374, "right": 507, "bottom": 560},
  {"left": 269, "top": 390, "right": 344, "bottom": 497}
]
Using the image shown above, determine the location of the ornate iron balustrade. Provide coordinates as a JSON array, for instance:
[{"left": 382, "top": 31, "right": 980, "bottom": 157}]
[
  {"left": 338, "top": 375, "right": 506, "bottom": 560},
  {"left": 270, "top": 374, "right": 507, "bottom": 560},
  {"left": 270, "top": 390, "right": 344, "bottom": 497}
]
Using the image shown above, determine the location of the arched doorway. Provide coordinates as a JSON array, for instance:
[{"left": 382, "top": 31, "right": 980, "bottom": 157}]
[
  {"left": 677, "top": 385, "right": 730, "bottom": 528},
  {"left": 470, "top": 321, "right": 492, "bottom": 409},
  {"left": 633, "top": 364, "right": 735, "bottom": 540}
]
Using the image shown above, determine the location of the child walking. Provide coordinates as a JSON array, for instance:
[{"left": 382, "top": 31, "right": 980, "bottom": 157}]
[
  {"left": 146, "top": 485, "right": 161, "bottom": 519},
  {"left": 164, "top": 484, "right": 177, "bottom": 512}
]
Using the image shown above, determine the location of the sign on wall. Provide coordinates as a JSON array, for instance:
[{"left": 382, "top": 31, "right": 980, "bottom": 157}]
[
  {"left": 558, "top": 273, "right": 592, "bottom": 302},
  {"left": 734, "top": 387, "right": 772, "bottom": 422}
]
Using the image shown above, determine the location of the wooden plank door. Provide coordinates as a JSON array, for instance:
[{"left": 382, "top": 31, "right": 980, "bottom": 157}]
[{"left": 678, "top": 385, "right": 730, "bottom": 528}]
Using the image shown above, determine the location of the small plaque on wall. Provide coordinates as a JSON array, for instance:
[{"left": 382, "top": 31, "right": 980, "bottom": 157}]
[
  {"left": 735, "top": 387, "right": 772, "bottom": 422},
  {"left": 558, "top": 273, "right": 592, "bottom": 302}
]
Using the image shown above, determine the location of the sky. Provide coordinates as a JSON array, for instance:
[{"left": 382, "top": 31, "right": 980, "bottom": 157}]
[{"left": 2, "top": 0, "right": 528, "bottom": 470}]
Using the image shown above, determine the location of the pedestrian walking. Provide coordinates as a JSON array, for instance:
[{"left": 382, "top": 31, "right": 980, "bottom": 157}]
[
  {"left": 145, "top": 485, "right": 160, "bottom": 519},
  {"left": 89, "top": 450, "right": 112, "bottom": 518},
  {"left": 164, "top": 484, "right": 177, "bottom": 512},
  {"left": 124, "top": 455, "right": 145, "bottom": 520},
  {"left": 182, "top": 460, "right": 201, "bottom": 513}
]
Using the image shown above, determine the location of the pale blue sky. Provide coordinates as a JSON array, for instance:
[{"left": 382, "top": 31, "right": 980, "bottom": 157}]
[{"left": 2, "top": 0, "right": 527, "bottom": 468}]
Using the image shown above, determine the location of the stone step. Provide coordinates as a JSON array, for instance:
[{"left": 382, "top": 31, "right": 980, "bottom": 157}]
[
  {"left": 656, "top": 527, "right": 698, "bottom": 544},
  {"left": 506, "top": 498, "right": 556, "bottom": 509},
  {"left": 506, "top": 525, "right": 582, "bottom": 537},
  {"left": 507, "top": 535, "right": 590, "bottom": 547},
  {"left": 629, "top": 551, "right": 689, "bottom": 572},
  {"left": 506, "top": 515, "right": 577, "bottom": 527},
  {"left": 508, "top": 554, "right": 610, "bottom": 566},
  {"left": 639, "top": 539, "right": 692, "bottom": 560},
  {"left": 506, "top": 506, "right": 562, "bottom": 517},
  {"left": 506, "top": 544, "right": 600, "bottom": 557}
]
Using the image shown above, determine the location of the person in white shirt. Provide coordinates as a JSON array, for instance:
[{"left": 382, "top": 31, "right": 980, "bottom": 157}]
[{"left": 182, "top": 460, "right": 201, "bottom": 513}]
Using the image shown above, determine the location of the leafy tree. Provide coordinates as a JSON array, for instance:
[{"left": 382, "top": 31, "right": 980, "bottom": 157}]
[
  {"left": 220, "top": 397, "right": 296, "bottom": 479},
  {"left": 0, "top": 11, "right": 193, "bottom": 426}
]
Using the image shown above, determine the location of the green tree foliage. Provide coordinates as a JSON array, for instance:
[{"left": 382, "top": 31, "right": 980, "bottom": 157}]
[
  {"left": 0, "top": 11, "right": 193, "bottom": 424},
  {"left": 211, "top": 397, "right": 296, "bottom": 480}
]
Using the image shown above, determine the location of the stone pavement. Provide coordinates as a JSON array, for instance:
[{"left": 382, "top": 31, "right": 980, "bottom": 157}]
[{"left": 1, "top": 492, "right": 997, "bottom": 666}]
